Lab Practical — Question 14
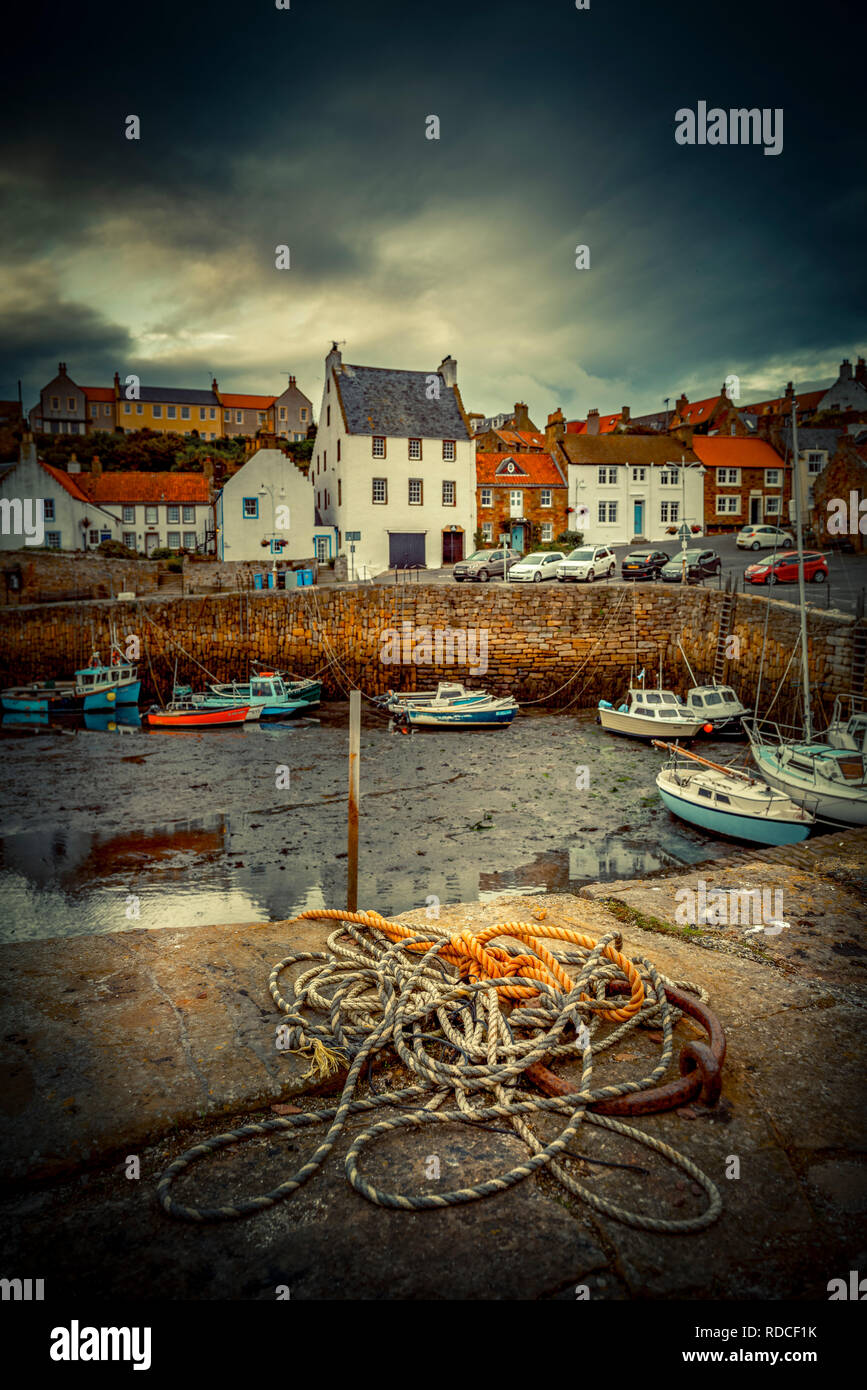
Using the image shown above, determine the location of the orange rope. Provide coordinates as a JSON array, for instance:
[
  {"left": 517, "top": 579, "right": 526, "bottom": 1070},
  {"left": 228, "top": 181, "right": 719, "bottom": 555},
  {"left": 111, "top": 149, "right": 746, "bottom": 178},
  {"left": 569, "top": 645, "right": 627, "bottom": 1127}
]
[{"left": 292, "top": 909, "right": 644, "bottom": 1023}]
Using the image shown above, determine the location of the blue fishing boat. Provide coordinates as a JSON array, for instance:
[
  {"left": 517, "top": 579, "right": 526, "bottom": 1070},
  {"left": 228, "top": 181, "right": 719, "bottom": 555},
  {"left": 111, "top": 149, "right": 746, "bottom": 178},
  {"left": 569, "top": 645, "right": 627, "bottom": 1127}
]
[
  {"left": 174, "top": 670, "right": 315, "bottom": 719},
  {"left": 1, "top": 641, "right": 141, "bottom": 715},
  {"left": 382, "top": 682, "right": 518, "bottom": 729}
]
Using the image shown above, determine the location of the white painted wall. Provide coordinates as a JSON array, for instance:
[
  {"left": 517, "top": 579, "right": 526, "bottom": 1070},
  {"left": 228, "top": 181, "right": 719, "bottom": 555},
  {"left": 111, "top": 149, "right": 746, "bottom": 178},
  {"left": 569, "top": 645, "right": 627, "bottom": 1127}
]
[
  {"left": 567, "top": 462, "right": 706, "bottom": 546},
  {"left": 218, "top": 448, "right": 315, "bottom": 561},
  {"left": 0, "top": 441, "right": 119, "bottom": 551}
]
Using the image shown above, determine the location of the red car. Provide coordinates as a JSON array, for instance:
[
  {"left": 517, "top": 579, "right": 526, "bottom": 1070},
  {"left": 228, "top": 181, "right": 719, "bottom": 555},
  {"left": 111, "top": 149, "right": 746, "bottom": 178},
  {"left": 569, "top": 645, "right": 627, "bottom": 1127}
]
[{"left": 744, "top": 550, "right": 829, "bottom": 585}]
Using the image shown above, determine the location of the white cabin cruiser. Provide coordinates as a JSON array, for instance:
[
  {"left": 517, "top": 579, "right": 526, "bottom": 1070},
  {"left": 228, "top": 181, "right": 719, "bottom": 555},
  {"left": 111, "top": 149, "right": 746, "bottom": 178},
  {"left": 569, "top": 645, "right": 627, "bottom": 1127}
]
[
  {"left": 684, "top": 684, "right": 749, "bottom": 736},
  {"left": 598, "top": 687, "right": 707, "bottom": 740}
]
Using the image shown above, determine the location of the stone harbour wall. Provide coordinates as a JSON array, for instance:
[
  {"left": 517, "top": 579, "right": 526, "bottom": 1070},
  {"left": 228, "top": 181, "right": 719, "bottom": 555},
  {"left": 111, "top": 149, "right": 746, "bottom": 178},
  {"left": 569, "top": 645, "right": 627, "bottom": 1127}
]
[
  {"left": 1, "top": 548, "right": 160, "bottom": 603},
  {"left": 0, "top": 582, "right": 862, "bottom": 722}
]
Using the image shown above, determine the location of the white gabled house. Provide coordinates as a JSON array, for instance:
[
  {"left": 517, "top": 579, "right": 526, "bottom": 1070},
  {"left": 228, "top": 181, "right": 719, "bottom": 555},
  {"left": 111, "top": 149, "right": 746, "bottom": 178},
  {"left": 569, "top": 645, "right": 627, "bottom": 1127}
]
[
  {"left": 0, "top": 435, "right": 120, "bottom": 551},
  {"left": 552, "top": 433, "right": 706, "bottom": 546},
  {"left": 216, "top": 442, "right": 319, "bottom": 562},
  {"left": 311, "top": 344, "right": 476, "bottom": 575}
]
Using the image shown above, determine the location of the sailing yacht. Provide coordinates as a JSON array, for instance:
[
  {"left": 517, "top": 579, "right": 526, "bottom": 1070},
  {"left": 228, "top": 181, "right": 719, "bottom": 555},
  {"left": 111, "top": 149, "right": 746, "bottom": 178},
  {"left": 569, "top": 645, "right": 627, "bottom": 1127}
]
[{"left": 745, "top": 403, "right": 867, "bottom": 826}]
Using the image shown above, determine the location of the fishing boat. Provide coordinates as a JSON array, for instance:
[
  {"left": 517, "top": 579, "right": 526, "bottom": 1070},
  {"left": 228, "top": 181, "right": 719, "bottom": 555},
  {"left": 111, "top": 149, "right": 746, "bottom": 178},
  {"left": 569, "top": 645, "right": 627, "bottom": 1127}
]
[
  {"left": 677, "top": 644, "right": 749, "bottom": 736},
  {"left": 382, "top": 683, "right": 518, "bottom": 728},
  {"left": 653, "top": 740, "right": 815, "bottom": 845},
  {"left": 144, "top": 702, "right": 258, "bottom": 729},
  {"left": 1, "top": 640, "right": 141, "bottom": 714},
  {"left": 598, "top": 687, "right": 708, "bottom": 740},
  {"left": 201, "top": 668, "right": 320, "bottom": 717},
  {"left": 746, "top": 400, "right": 867, "bottom": 826}
]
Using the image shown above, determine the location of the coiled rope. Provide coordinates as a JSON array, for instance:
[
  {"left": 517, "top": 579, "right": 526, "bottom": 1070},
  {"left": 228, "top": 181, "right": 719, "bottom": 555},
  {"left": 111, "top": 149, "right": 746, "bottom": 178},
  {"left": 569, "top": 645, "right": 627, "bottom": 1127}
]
[{"left": 157, "top": 910, "right": 722, "bottom": 1233}]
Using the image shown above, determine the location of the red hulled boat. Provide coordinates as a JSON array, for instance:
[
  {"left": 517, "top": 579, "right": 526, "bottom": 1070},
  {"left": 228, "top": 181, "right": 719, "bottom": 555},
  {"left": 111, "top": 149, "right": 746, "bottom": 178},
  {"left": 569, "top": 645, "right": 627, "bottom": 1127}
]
[{"left": 144, "top": 702, "right": 255, "bottom": 729}]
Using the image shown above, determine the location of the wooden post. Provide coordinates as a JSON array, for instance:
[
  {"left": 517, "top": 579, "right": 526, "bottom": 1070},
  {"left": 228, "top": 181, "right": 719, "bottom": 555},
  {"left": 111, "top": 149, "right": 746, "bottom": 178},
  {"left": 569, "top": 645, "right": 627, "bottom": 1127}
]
[{"left": 347, "top": 689, "right": 361, "bottom": 910}]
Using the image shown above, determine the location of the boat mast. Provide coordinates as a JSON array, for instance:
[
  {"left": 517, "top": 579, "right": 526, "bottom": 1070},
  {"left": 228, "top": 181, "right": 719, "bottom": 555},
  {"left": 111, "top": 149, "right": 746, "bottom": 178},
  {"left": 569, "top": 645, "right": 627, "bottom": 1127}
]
[{"left": 791, "top": 399, "right": 812, "bottom": 741}]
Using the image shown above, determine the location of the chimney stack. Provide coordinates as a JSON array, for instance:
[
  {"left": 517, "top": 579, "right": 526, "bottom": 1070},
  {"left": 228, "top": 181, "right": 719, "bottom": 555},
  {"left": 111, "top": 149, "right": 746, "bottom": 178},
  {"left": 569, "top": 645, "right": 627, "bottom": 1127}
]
[
  {"left": 621, "top": 406, "right": 630, "bottom": 423},
  {"left": 855, "top": 356, "right": 867, "bottom": 386},
  {"left": 289, "top": 375, "right": 296, "bottom": 388},
  {"left": 439, "top": 356, "right": 457, "bottom": 390},
  {"left": 586, "top": 408, "right": 600, "bottom": 435},
  {"left": 675, "top": 393, "right": 689, "bottom": 417},
  {"left": 545, "top": 408, "right": 565, "bottom": 451},
  {"left": 211, "top": 377, "right": 219, "bottom": 393},
  {"left": 840, "top": 358, "right": 853, "bottom": 380},
  {"left": 91, "top": 453, "right": 102, "bottom": 476},
  {"left": 68, "top": 452, "right": 81, "bottom": 474}
]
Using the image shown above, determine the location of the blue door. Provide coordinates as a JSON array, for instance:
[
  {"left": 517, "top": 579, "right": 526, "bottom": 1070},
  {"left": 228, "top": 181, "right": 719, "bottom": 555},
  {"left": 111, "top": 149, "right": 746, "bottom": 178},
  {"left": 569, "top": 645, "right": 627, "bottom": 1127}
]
[
  {"left": 634, "top": 501, "right": 644, "bottom": 536},
  {"left": 510, "top": 523, "right": 524, "bottom": 553}
]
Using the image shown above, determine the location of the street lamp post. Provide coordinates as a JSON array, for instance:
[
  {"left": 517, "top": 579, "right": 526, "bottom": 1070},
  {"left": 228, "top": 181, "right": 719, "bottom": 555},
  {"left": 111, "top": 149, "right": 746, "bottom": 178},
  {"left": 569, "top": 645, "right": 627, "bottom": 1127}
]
[{"left": 678, "top": 460, "right": 706, "bottom": 582}]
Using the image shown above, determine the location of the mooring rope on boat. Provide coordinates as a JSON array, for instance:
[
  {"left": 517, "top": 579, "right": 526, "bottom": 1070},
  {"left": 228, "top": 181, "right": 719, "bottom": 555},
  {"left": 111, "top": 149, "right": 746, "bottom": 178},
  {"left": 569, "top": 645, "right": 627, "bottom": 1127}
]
[{"left": 157, "top": 910, "right": 722, "bottom": 1233}]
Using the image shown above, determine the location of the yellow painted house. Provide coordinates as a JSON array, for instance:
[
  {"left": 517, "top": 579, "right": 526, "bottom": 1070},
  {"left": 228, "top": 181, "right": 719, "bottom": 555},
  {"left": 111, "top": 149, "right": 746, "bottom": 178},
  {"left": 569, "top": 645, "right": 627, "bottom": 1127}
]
[{"left": 113, "top": 373, "right": 222, "bottom": 439}]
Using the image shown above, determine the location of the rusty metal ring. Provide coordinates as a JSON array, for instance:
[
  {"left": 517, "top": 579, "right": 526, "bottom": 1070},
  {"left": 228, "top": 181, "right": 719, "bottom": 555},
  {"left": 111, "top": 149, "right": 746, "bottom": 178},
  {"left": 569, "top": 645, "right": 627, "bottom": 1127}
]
[{"left": 527, "top": 979, "right": 726, "bottom": 1116}]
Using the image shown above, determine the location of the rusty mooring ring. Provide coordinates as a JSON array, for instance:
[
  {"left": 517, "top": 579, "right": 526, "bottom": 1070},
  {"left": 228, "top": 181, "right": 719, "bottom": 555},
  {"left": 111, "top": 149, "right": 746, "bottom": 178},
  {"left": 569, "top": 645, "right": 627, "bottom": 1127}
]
[{"left": 526, "top": 979, "right": 726, "bottom": 1116}]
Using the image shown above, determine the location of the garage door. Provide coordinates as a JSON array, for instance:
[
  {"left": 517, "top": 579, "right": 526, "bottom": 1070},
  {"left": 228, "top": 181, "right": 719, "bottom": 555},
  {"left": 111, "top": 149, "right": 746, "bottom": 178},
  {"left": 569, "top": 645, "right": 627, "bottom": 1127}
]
[{"left": 388, "top": 533, "right": 426, "bottom": 568}]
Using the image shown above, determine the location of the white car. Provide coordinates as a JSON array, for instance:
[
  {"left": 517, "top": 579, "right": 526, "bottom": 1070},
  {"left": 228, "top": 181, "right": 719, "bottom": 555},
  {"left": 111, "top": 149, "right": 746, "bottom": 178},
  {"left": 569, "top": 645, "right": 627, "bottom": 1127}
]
[
  {"left": 506, "top": 551, "right": 566, "bottom": 582},
  {"left": 557, "top": 545, "right": 617, "bottom": 582},
  {"left": 736, "top": 524, "right": 795, "bottom": 551}
]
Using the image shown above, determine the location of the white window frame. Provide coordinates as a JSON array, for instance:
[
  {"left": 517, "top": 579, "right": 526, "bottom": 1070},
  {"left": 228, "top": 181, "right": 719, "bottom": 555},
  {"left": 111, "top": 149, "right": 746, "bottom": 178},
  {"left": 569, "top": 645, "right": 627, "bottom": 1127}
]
[
  {"left": 167, "top": 505, "right": 180, "bottom": 524},
  {"left": 182, "top": 505, "right": 195, "bottom": 522},
  {"left": 122, "top": 505, "right": 135, "bottom": 522},
  {"left": 765, "top": 496, "right": 781, "bottom": 515},
  {"left": 764, "top": 469, "right": 781, "bottom": 487},
  {"left": 716, "top": 467, "right": 740, "bottom": 485},
  {"left": 443, "top": 439, "right": 456, "bottom": 461},
  {"left": 123, "top": 532, "right": 136, "bottom": 549},
  {"left": 632, "top": 467, "right": 647, "bottom": 482},
  {"left": 152, "top": 406, "right": 162, "bottom": 418},
  {"left": 540, "top": 488, "right": 552, "bottom": 507},
  {"left": 372, "top": 477, "right": 387, "bottom": 503},
  {"left": 715, "top": 495, "right": 741, "bottom": 514},
  {"left": 481, "top": 522, "right": 493, "bottom": 541},
  {"left": 597, "top": 466, "right": 618, "bottom": 485},
  {"left": 480, "top": 488, "right": 492, "bottom": 508},
  {"left": 660, "top": 500, "right": 680, "bottom": 523},
  {"left": 372, "top": 437, "right": 386, "bottom": 459},
  {"left": 167, "top": 406, "right": 177, "bottom": 419},
  {"left": 541, "top": 522, "right": 553, "bottom": 541},
  {"left": 442, "top": 480, "right": 456, "bottom": 506},
  {"left": 167, "top": 531, "right": 181, "bottom": 550},
  {"left": 598, "top": 501, "right": 618, "bottom": 523}
]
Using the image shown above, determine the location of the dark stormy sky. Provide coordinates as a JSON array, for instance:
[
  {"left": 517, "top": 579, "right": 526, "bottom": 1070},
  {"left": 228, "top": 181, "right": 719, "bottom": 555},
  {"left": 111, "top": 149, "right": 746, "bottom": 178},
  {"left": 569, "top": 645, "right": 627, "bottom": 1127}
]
[{"left": 2, "top": 0, "right": 865, "bottom": 423}]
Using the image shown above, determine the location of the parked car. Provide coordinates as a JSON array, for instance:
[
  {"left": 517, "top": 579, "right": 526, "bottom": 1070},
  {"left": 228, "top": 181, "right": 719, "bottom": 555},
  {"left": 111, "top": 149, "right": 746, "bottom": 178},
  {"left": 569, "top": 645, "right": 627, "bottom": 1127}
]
[
  {"left": 453, "top": 548, "right": 521, "bottom": 582},
  {"left": 660, "top": 549, "right": 722, "bottom": 583},
  {"left": 506, "top": 551, "right": 567, "bottom": 583},
  {"left": 744, "top": 550, "right": 829, "bottom": 585},
  {"left": 556, "top": 545, "right": 616, "bottom": 583},
  {"left": 736, "top": 524, "right": 795, "bottom": 551},
  {"left": 620, "top": 549, "right": 670, "bottom": 581}
]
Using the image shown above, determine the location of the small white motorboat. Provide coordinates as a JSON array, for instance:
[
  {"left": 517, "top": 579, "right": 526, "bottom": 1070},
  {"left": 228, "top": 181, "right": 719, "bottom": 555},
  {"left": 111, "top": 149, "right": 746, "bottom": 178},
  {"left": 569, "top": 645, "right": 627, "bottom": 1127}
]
[
  {"left": 381, "top": 682, "right": 518, "bottom": 729},
  {"left": 684, "top": 683, "right": 749, "bottom": 737},
  {"left": 653, "top": 741, "right": 814, "bottom": 845},
  {"left": 598, "top": 686, "right": 708, "bottom": 740}
]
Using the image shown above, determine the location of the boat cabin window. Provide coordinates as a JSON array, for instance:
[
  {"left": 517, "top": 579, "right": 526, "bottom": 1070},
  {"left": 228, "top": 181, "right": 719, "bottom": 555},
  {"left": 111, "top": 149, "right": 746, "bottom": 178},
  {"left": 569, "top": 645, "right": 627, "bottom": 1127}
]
[
  {"left": 646, "top": 693, "right": 662, "bottom": 704},
  {"left": 697, "top": 787, "right": 712, "bottom": 798},
  {"left": 110, "top": 670, "right": 120, "bottom": 682},
  {"left": 715, "top": 793, "right": 731, "bottom": 804},
  {"left": 80, "top": 674, "right": 94, "bottom": 686},
  {"left": 720, "top": 688, "right": 736, "bottom": 702},
  {"left": 703, "top": 693, "right": 722, "bottom": 706},
  {"left": 690, "top": 695, "right": 704, "bottom": 707}
]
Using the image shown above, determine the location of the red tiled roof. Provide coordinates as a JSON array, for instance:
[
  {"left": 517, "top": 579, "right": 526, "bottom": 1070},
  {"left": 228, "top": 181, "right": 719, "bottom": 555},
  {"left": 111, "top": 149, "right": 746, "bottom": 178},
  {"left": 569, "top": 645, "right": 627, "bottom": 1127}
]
[
  {"left": 495, "top": 429, "right": 545, "bottom": 449},
  {"left": 476, "top": 452, "right": 565, "bottom": 487},
  {"left": 82, "top": 386, "right": 115, "bottom": 402},
  {"left": 219, "top": 394, "right": 276, "bottom": 408},
  {"left": 741, "top": 389, "right": 825, "bottom": 417},
  {"left": 566, "top": 414, "right": 622, "bottom": 435},
  {"left": 39, "top": 461, "right": 94, "bottom": 502},
  {"left": 675, "top": 396, "right": 720, "bottom": 425},
  {"left": 78, "top": 471, "right": 210, "bottom": 504},
  {"left": 689, "top": 437, "right": 787, "bottom": 470}
]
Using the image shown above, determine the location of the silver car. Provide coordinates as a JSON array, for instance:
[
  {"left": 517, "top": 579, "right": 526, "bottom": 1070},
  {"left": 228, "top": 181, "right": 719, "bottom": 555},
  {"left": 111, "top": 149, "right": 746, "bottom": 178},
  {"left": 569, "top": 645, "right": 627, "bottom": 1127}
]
[
  {"left": 506, "top": 551, "right": 567, "bottom": 582},
  {"left": 736, "top": 524, "right": 795, "bottom": 551}
]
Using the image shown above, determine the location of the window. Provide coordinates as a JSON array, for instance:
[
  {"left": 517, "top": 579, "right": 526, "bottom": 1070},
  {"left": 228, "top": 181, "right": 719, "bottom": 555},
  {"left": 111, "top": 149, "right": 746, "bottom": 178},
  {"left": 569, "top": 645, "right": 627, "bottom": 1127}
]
[
  {"left": 716, "top": 495, "right": 741, "bottom": 514},
  {"left": 45, "top": 532, "right": 61, "bottom": 548},
  {"left": 153, "top": 406, "right": 162, "bottom": 418},
  {"left": 50, "top": 396, "right": 59, "bottom": 409},
  {"left": 167, "top": 532, "right": 180, "bottom": 549},
  {"left": 323, "top": 450, "right": 327, "bottom": 469},
  {"left": 659, "top": 468, "right": 680, "bottom": 485},
  {"left": 67, "top": 397, "right": 76, "bottom": 411},
  {"left": 300, "top": 408, "right": 308, "bottom": 421},
  {"left": 43, "top": 498, "right": 55, "bottom": 521},
  {"left": 337, "top": 440, "right": 341, "bottom": 462},
  {"left": 598, "top": 501, "right": 618, "bottom": 523},
  {"left": 338, "top": 479, "right": 342, "bottom": 506},
  {"left": 660, "top": 500, "right": 680, "bottom": 522},
  {"left": 279, "top": 406, "right": 286, "bottom": 420},
  {"left": 243, "top": 497, "right": 259, "bottom": 518},
  {"left": 540, "top": 488, "right": 553, "bottom": 507},
  {"left": 443, "top": 480, "right": 456, "bottom": 506},
  {"left": 183, "top": 531, "right": 197, "bottom": 548},
  {"left": 541, "top": 522, "right": 553, "bottom": 541},
  {"left": 408, "top": 479, "right": 423, "bottom": 505},
  {"left": 123, "top": 403, "right": 131, "bottom": 415},
  {"left": 632, "top": 467, "right": 647, "bottom": 482},
  {"left": 408, "top": 438, "right": 422, "bottom": 460},
  {"left": 236, "top": 411, "right": 243, "bottom": 423},
  {"left": 597, "top": 467, "right": 617, "bottom": 485},
  {"left": 766, "top": 496, "right": 781, "bottom": 515},
  {"left": 89, "top": 530, "right": 99, "bottom": 545},
  {"left": 199, "top": 408, "right": 206, "bottom": 421},
  {"left": 765, "top": 469, "right": 781, "bottom": 487},
  {"left": 209, "top": 408, "right": 216, "bottom": 420},
  {"left": 90, "top": 404, "right": 98, "bottom": 418},
  {"left": 480, "top": 488, "right": 492, "bottom": 507},
  {"left": 443, "top": 439, "right": 456, "bottom": 461},
  {"left": 326, "top": 406, "right": 331, "bottom": 427},
  {"left": 123, "top": 532, "right": 136, "bottom": 549},
  {"left": 136, "top": 404, "right": 143, "bottom": 415},
  {"left": 182, "top": 505, "right": 194, "bottom": 522},
  {"left": 177, "top": 406, "right": 188, "bottom": 420},
  {"left": 481, "top": 522, "right": 493, "bottom": 542},
  {"left": 372, "top": 478, "right": 387, "bottom": 503},
  {"left": 716, "top": 467, "right": 740, "bottom": 484},
  {"left": 224, "top": 411, "right": 232, "bottom": 423},
  {"left": 510, "top": 489, "right": 523, "bottom": 510},
  {"left": 258, "top": 413, "right": 265, "bottom": 426},
  {"left": 145, "top": 506, "right": 158, "bottom": 524},
  {"left": 807, "top": 452, "right": 825, "bottom": 475},
  {"left": 103, "top": 405, "right": 110, "bottom": 416},
  {"left": 122, "top": 505, "right": 134, "bottom": 522},
  {"left": 167, "top": 505, "right": 180, "bottom": 523},
  {"left": 372, "top": 437, "right": 386, "bottom": 458},
  {"left": 167, "top": 406, "right": 176, "bottom": 419}
]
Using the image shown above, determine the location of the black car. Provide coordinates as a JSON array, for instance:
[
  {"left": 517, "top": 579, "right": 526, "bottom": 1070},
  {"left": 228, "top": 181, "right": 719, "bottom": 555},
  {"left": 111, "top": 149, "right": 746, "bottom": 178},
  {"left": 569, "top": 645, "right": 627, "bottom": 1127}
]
[
  {"left": 660, "top": 548, "right": 722, "bottom": 583},
  {"left": 620, "top": 549, "right": 670, "bottom": 581}
]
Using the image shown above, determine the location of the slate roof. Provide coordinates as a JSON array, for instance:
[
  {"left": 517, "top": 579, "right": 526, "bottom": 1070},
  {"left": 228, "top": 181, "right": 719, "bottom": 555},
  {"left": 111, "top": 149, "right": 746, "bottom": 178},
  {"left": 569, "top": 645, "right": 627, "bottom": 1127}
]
[
  {"left": 557, "top": 435, "right": 700, "bottom": 466},
  {"left": 334, "top": 364, "right": 470, "bottom": 440},
  {"left": 777, "top": 427, "right": 846, "bottom": 456},
  {"left": 476, "top": 452, "right": 566, "bottom": 487}
]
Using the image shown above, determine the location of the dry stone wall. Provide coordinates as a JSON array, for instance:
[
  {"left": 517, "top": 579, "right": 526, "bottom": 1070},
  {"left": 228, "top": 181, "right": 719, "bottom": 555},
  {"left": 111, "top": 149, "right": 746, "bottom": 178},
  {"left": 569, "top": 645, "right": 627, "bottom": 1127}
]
[{"left": 0, "top": 582, "right": 861, "bottom": 723}]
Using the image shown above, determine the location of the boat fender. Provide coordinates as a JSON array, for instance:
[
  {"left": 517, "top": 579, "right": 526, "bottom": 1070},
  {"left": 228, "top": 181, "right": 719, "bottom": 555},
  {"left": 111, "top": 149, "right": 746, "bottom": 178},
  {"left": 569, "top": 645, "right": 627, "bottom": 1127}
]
[
  {"left": 703, "top": 723, "right": 714, "bottom": 733},
  {"left": 598, "top": 699, "right": 613, "bottom": 709},
  {"left": 619, "top": 704, "right": 628, "bottom": 713}
]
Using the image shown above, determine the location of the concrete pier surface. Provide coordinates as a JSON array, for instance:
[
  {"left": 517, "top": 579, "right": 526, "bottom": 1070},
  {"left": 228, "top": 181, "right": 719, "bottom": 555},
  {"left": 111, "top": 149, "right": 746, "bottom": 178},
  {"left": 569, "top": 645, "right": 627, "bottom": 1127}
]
[{"left": 1, "top": 830, "right": 865, "bottom": 1300}]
